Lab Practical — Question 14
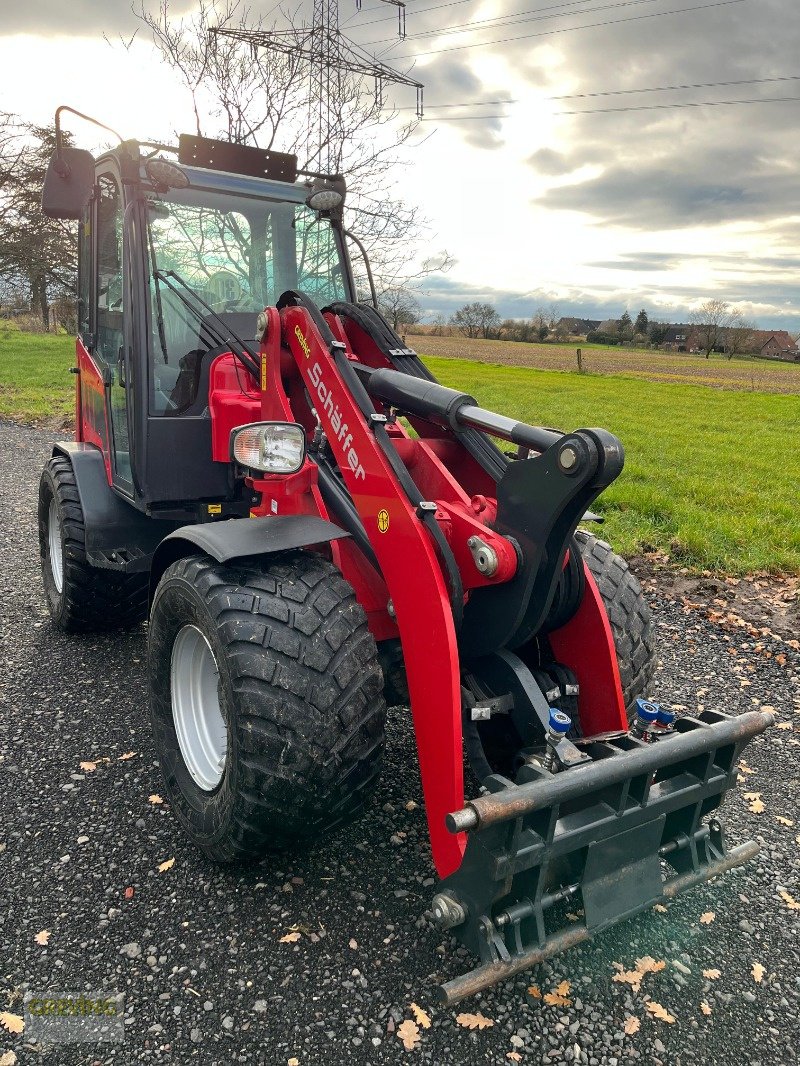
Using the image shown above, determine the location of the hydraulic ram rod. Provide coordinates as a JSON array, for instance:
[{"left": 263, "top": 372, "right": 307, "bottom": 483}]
[
  {"left": 365, "top": 368, "right": 562, "bottom": 452},
  {"left": 446, "top": 709, "right": 774, "bottom": 833}
]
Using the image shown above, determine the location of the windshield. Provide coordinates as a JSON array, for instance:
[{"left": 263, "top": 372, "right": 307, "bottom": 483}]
[{"left": 145, "top": 184, "right": 349, "bottom": 414}]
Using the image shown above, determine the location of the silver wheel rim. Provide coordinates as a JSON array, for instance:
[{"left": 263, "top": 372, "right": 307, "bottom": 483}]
[
  {"left": 48, "top": 498, "right": 64, "bottom": 594},
  {"left": 170, "top": 625, "right": 227, "bottom": 791}
]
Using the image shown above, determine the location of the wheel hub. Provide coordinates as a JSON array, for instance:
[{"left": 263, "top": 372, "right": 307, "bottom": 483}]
[
  {"left": 48, "top": 498, "right": 64, "bottom": 594},
  {"left": 170, "top": 625, "right": 227, "bottom": 791}
]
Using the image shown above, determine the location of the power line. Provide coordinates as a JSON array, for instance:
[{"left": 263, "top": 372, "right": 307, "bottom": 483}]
[
  {"left": 364, "top": 0, "right": 666, "bottom": 47},
  {"left": 387, "top": 0, "right": 746, "bottom": 61},
  {"left": 553, "top": 72, "right": 800, "bottom": 98},
  {"left": 558, "top": 93, "right": 800, "bottom": 113},
  {"left": 350, "top": 0, "right": 475, "bottom": 30},
  {"left": 395, "top": 97, "right": 518, "bottom": 109}
]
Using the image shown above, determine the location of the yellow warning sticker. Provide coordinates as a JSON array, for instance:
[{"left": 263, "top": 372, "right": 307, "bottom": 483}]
[
  {"left": 208, "top": 504, "right": 222, "bottom": 515},
  {"left": 377, "top": 509, "right": 390, "bottom": 533}
]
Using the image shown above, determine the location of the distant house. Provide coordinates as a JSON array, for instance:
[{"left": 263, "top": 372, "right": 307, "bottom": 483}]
[
  {"left": 556, "top": 317, "right": 602, "bottom": 335},
  {"left": 661, "top": 324, "right": 694, "bottom": 351},
  {"left": 749, "top": 330, "right": 799, "bottom": 361}
]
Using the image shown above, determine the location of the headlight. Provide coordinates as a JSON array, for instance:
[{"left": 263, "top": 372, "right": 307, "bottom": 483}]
[{"left": 230, "top": 422, "right": 306, "bottom": 474}]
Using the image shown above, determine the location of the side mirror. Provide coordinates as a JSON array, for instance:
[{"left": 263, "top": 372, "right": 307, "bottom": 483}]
[{"left": 41, "top": 147, "right": 95, "bottom": 219}]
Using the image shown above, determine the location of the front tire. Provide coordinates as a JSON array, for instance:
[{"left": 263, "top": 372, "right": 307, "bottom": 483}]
[
  {"left": 148, "top": 552, "right": 386, "bottom": 862},
  {"left": 38, "top": 455, "right": 148, "bottom": 632},
  {"left": 575, "top": 529, "right": 657, "bottom": 719}
]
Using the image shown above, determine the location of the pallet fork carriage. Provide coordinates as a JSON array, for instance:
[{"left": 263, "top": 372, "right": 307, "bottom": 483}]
[{"left": 37, "top": 106, "right": 773, "bottom": 1001}]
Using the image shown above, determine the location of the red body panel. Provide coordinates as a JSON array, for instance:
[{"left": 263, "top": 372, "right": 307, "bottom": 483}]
[
  {"left": 548, "top": 566, "right": 628, "bottom": 735},
  {"left": 209, "top": 355, "right": 261, "bottom": 462},
  {"left": 75, "top": 338, "right": 112, "bottom": 483}
]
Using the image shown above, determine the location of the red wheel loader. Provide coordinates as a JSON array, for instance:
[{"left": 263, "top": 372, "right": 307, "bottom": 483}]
[{"left": 38, "top": 107, "right": 773, "bottom": 1003}]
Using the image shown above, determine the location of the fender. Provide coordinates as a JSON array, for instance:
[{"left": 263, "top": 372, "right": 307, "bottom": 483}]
[
  {"left": 52, "top": 442, "right": 175, "bottom": 572},
  {"left": 149, "top": 515, "right": 349, "bottom": 601}
]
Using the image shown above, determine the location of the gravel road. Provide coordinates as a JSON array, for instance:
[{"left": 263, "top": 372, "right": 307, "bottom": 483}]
[{"left": 1, "top": 417, "right": 798, "bottom": 1066}]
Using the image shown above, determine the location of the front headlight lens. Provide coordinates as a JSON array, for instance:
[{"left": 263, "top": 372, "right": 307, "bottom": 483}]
[{"left": 231, "top": 422, "right": 306, "bottom": 474}]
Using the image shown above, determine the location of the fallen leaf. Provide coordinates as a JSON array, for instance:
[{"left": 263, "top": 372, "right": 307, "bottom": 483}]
[
  {"left": 397, "top": 1019, "right": 420, "bottom": 1050},
  {"left": 157, "top": 858, "right": 175, "bottom": 873},
  {"left": 554, "top": 980, "right": 571, "bottom": 996},
  {"left": 543, "top": 993, "right": 571, "bottom": 1007},
  {"left": 405, "top": 801, "right": 418, "bottom": 811},
  {"left": 279, "top": 932, "right": 301, "bottom": 943},
  {"left": 527, "top": 985, "right": 542, "bottom": 999},
  {"left": 636, "top": 956, "right": 666, "bottom": 974},
  {"left": 288, "top": 1059, "right": 299, "bottom": 1065},
  {"left": 645, "top": 1002, "right": 676, "bottom": 1024},
  {"left": 653, "top": 904, "right": 668, "bottom": 913},
  {"left": 699, "top": 911, "right": 715, "bottom": 925},
  {"left": 348, "top": 939, "right": 358, "bottom": 950},
  {"left": 507, "top": 1053, "right": 522, "bottom": 1062},
  {"left": 409, "top": 1003, "right": 430, "bottom": 1029},
  {"left": 742, "top": 791, "right": 761, "bottom": 800},
  {"left": 0, "top": 1013, "right": 24, "bottom": 1035},
  {"left": 776, "top": 816, "right": 794, "bottom": 826},
  {"left": 700, "top": 1000, "right": 712, "bottom": 1016},
  {"left": 703, "top": 968, "right": 722, "bottom": 980},
  {"left": 779, "top": 889, "right": 800, "bottom": 911},
  {"left": 456, "top": 1012, "right": 494, "bottom": 1030},
  {"left": 612, "top": 956, "right": 666, "bottom": 993},
  {"left": 118, "top": 751, "right": 137, "bottom": 761},
  {"left": 148, "top": 795, "right": 163, "bottom": 805},
  {"left": 0, "top": 1051, "right": 18, "bottom": 1065},
  {"left": 738, "top": 762, "right": 755, "bottom": 774},
  {"left": 79, "top": 761, "right": 96, "bottom": 772},
  {"left": 623, "top": 1016, "right": 640, "bottom": 1035},
  {"left": 752, "top": 962, "right": 766, "bottom": 983},
  {"left": 775, "top": 721, "right": 792, "bottom": 730},
  {"left": 34, "top": 929, "right": 50, "bottom": 945},
  {"left": 124, "top": 887, "right": 134, "bottom": 900}
]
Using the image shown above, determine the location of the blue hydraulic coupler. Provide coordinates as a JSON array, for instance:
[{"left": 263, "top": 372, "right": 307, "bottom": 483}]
[
  {"left": 542, "top": 708, "right": 572, "bottom": 771},
  {"left": 631, "top": 698, "right": 661, "bottom": 740}
]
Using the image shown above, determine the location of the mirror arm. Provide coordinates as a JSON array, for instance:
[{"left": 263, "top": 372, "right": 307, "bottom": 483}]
[
  {"left": 54, "top": 105, "right": 124, "bottom": 176},
  {"left": 344, "top": 229, "right": 378, "bottom": 308}
]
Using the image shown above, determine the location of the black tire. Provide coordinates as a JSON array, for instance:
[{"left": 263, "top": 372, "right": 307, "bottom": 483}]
[
  {"left": 148, "top": 552, "right": 386, "bottom": 862},
  {"left": 575, "top": 529, "right": 657, "bottom": 720},
  {"left": 38, "top": 455, "right": 149, "bottom": 633}
]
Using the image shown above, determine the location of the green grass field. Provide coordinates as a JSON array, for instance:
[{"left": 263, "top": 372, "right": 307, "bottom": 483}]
[
  {"left": 426, "top": 356, "right": 800, "bottom": 574},
  {"left": 0, "top": 328, "right": 75, "bottom": 422},
  {"left": 1, "top": 330, "right": 797, "bottom": 574}
]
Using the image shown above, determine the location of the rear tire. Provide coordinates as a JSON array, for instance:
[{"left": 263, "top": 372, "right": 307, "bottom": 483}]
[
  {"left": 575, "top": 529, "right": 657, "bottom": 720},
  {"left": 38, "top": 455, "right": 149, "bottom": 632},
  {"left": 148, "top": 552, "right": 386, "bottom": 862}
]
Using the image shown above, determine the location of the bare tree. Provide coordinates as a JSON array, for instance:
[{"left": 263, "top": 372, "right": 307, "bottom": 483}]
[
  {"left": 379, "top": 287, "right": 421, "bottom": 333},
  {"left": 724, "top": 313, "right": 755, "bottom": 359},
  {"left": 689, "top": 299, "right": 737, "bottom": 358},
  {"left": 134, "top": 0, "right": 450, "bottom": 298},
  {"left": 450, "top": 302, "right": 499, "bottom": 340}
]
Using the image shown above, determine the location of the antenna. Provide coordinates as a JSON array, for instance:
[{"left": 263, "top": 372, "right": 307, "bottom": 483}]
[{"left": 211, "top": 0, "right": 423, "bottom": 174}]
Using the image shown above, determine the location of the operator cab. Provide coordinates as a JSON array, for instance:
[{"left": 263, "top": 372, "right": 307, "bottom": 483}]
[{"left": 43, "top": 110, "right": 368, "bottom": 519}]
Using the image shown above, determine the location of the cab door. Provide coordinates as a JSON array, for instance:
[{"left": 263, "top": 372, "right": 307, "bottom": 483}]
[{"left": 94, "top": 169, "right": 134, "bottom": 493}]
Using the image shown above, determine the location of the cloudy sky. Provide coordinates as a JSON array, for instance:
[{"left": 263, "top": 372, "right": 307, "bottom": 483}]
[{"left": 2, "top": 0, "right": 799, "bottom": 327}]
